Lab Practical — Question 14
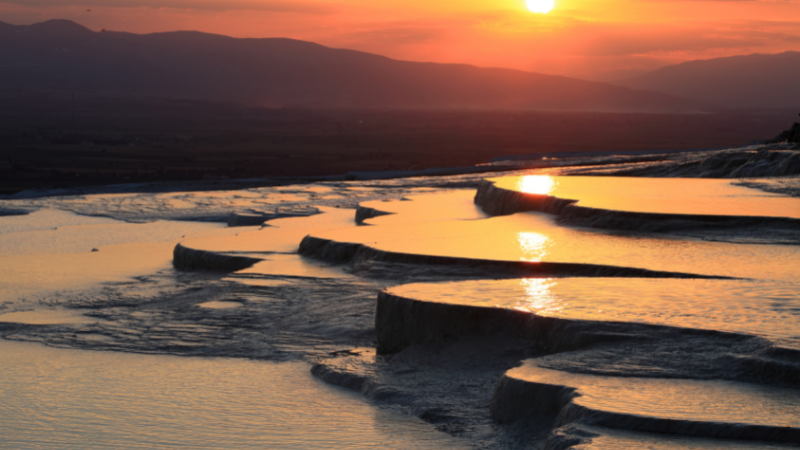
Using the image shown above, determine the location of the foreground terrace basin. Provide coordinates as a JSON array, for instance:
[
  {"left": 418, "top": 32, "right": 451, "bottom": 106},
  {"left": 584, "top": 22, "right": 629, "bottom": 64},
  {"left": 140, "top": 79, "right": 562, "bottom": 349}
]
[{"left": 493, "top": 363, "right": 800, "bottom": 443}]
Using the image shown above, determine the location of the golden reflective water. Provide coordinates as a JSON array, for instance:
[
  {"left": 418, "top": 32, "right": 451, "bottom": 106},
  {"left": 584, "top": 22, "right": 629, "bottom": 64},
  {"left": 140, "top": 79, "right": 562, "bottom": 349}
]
[
  {"left": 314, "top": 211, "right": 800, "bottom": 281},
  {"left": 0, "top": 341, "right": 466, "bottom": 449},
  {"left": 359, "top": 190, "right": 487, "bottom": 225},
  {"left": 183, "top": 191, "right": 488, "bottom": 279},
  {"left": 516, "top": 278, "right": 562, "bottom": 315},
  {"left": 0, "top": 228, "right": 241, "bottom": 309},
  {"left": 517, "top": 232, "right": 550, "bottom": 262},
  {"left": 179, "top": 206, "right": 354, "bottom": 255},
  {"left": 388, "top": 278, "right": 800, "bottom": 345},
  {"left": 491, "top": 175, "right": 800, "bottom": 219},
  {"left": 236, "top": 254, "right": 349, "bottom": 279},
  {"left": 0, "top": 209, "right": 230, "bottom": 257}
]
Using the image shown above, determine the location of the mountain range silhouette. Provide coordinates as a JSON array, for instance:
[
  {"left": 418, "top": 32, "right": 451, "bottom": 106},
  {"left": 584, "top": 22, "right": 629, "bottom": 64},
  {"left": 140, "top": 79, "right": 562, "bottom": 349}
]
[{"left": 2, "top": 19, "right": 796, "bottom": 111}]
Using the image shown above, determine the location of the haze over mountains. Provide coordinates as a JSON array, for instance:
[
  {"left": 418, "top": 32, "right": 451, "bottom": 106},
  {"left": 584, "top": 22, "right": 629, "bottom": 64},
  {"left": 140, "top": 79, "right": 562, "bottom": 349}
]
[
  {"left": 1, "top": 19, "right": 795, "bottom": 112},
  {"left": 0, "top": 19, "right": 703, "bottom": 113},
  {"left": 615, "top": 52, "right": 800, "bottom": 109}
]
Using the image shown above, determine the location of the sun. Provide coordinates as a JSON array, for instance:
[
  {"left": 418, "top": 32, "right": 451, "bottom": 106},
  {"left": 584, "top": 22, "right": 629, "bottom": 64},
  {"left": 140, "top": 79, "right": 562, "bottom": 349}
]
[{"left": 526, "top": 0, "right": 555, "bottom": 13}]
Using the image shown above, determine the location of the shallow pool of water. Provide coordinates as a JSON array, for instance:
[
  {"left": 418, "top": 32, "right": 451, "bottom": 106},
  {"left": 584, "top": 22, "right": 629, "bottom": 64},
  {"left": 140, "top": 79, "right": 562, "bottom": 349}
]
[
  {"left": 313, "top": 211, "right": 800, "bottom": 281},
  {"left": 507, "top": 364, "right": 800, "bottom": 428},
  {"left": 0, "top": 341, "right": 466, "bottom": 449},
  {"left": 359, "top": 190, "right": 487, "bottom": 225},
  {"left": 576, "top": 426, "right": 796, "bottom": 450},
  {"left": 490, "top": 175, "right": 800, "bottom": 219},
  {"left": 388, "top": 278, "right": 800, "bottom": 345},
  {"left": 179, "top": 206, "right": 355, "bottom": 255},
  {"left": 0, "top": 217, "right": 240, "bottom": 310}
]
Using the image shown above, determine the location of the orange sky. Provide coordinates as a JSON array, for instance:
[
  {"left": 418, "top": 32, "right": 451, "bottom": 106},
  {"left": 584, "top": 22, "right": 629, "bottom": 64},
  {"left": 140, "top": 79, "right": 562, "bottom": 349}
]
[{"left": 2, "top": 0, "right": 799, "bottom": 80}]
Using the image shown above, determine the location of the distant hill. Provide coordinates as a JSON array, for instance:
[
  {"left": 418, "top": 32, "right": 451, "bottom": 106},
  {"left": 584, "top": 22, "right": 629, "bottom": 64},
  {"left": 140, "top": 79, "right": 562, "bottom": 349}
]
[
  {"left": 615, "top": 52, "right": 800, "bottom": 109},
  {"left": 0, "top": 20, "right": 704, "bottom": 112}
]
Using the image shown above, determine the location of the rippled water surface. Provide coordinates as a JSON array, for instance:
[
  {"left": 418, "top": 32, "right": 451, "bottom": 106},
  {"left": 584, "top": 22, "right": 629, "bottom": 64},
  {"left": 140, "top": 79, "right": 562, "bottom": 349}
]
[
  {"left": 0, "top": 211, "right": 239, "bottom": 308},
  {"left": 0, "top": 341, "right": 466, "bottom": 449},
  {"left": 0, "top": 209, "right": 230, "bottom": 256}
]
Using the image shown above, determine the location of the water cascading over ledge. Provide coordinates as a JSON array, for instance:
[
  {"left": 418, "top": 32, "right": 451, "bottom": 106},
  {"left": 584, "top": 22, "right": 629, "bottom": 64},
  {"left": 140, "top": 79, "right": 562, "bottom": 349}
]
[
  {"left": 173, "top": 242, "right": 262, "bottom": 272},
  {"left": 472, "top": 179, "right": 576, "bottom": 217},
  {"left": 297, "top": 235, "right": 716, "bottom": 280},
  {"left": 473, "top": 178, "right": 800, "bottom": 243},
  {"left": 490, "top": 364, "right": 800, "bottom": 444},
  {"left": 374, "top": 289, "right": 641, "bottom": 354}
]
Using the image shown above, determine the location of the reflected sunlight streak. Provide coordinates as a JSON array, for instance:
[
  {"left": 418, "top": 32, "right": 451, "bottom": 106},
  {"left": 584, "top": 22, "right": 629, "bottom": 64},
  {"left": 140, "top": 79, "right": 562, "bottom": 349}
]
[
  {"left": 515, "top": 278, "right": 562, "bottom": 314},
  {"left": 518, "top": 231, "right": 550, "bottom": 262},
  {"left": 516, "top": 175, "right": 556, "bottom": 195}
]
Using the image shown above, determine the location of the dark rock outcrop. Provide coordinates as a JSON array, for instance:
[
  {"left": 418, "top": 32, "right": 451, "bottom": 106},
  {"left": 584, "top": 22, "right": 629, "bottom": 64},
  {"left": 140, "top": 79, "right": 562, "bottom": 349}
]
[
  {"left": 768, "top": 122, "right": 800, "bottom": 144},
  {"left": 354, "top": 206, "right": 394, "bottom": 225}
]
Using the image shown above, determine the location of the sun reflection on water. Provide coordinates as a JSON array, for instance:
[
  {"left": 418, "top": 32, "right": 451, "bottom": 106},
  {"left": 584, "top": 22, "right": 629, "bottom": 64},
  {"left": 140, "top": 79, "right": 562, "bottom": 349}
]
[
  {"left": 515, "top": 278, "right": 563, "bottom": 314},
  {"left": 516, "top": 175, "right": 556, "bottom": 195},
  {"left": 517, "top": 231, "right": 550, "bottom": 262}
]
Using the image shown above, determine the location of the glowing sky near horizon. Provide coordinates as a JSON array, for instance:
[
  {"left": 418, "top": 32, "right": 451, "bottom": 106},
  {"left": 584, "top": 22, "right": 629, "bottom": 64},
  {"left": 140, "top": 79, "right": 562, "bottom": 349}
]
[{"left": 1, "top": 0, "right": 798, "bottom": 80}]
